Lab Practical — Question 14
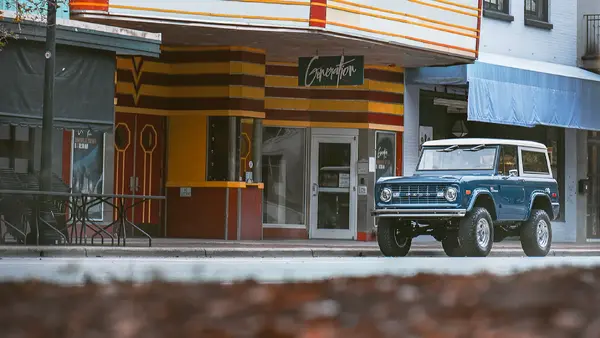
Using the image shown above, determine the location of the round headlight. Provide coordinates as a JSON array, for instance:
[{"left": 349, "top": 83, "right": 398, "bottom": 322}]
[
  {"left": 380, "top": 187, "right": 392, "bottom": 203},
  {"left": 445, "top": 187, "right": 458, "bottom": 202}
]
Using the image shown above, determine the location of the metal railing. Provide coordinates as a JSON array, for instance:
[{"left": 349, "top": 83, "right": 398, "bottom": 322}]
[
  {"left": 584, "top": 14, "right": 600, "bottom": 58},
  {"left": 0, "top": 190, "right": 166, "bottom": 247}
]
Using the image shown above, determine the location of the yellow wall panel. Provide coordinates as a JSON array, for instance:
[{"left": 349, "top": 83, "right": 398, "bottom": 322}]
[{"left": 167, "top": 115, "right": 207, "bottom": 185}]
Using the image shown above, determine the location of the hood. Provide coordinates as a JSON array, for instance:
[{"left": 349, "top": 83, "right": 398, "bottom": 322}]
[
  {"left": 377, "top": 170, "right": 495, "bottom": 185},
  {"left": 377, "top": 174, "right": 463, "bottom": 185}
]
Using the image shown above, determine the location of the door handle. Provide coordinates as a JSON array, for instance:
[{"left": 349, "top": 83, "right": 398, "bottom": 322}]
[{"left": 312, "top": 183, "right": 318, "bottom": 197}]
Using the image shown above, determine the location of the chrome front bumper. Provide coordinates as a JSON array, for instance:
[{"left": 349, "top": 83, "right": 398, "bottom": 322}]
[{"left": 371, "top": 208, "right": 467, "bottom": 218}]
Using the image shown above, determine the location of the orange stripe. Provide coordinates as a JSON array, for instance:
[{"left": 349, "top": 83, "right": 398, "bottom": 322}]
[
  {"left": 429, "top": 0, "right": 480, "bottom": 12},
  {"left": 329, "top": 0, "right": 478, "bottom": 33},
  {"left": 70, "top": 1, "right": 108, "bottom": 11},
  {"left": 327, "top": 3, "right": 477, "bottom": 38},
  {"left": 327, "top": 20, "right": 478, "bottom": 55},
  {"left": 408, "top": 0, "right": 479, "bottom": 17},
  {"left": 72, "top": 2, "right": 310, "bottom": 22}
]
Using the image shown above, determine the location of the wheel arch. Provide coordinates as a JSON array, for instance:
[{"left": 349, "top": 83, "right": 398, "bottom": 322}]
[
  {"left": 467, "top": 190, "right": 498, "bottom": 220},
  {"left": 528, "top": 193, "right": 553, "bottom": 219}
]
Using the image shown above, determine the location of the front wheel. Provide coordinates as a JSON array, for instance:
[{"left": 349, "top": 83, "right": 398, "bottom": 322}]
[
  {"left": 458, "top": 207, "right": 494, "bottom": 257},
  {"left": 520, "top": 209, "right": 552, "bottom": 257},
  {"left": 377, "top": 218, "right": 412, "bottom": 257},
  {"left": 442, "top": 233, "right": 464, "bottom": 257}
]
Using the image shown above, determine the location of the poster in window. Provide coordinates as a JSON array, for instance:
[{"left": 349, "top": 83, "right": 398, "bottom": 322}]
[
  {"left": 419, "top": 126, "right": 433, "bottom": 153},
  {"left": 71, "top": 129, "right": 105, "bottom": 221},
  {"left": 375, "top": 131, "right": 396, "bottom": 181}
]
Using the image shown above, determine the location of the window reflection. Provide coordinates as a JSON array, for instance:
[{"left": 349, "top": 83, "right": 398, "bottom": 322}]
[{"left": 262, "top": 127, "right": 306, "bottom": 225}]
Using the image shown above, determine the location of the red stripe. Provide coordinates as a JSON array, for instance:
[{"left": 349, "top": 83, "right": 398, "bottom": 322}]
[
  {"left": 367, "top": 113, "right": 403, "bottom": 126},
  {"left": 70, "top": 0, "right": 109, "bottom": 12},
  {"left": 309, "top": 0, "right": 327, "bottom": 28}
]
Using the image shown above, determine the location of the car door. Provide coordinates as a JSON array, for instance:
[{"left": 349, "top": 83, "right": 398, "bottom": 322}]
[
  {"left": 496, "top": 145, "right": 527, "bottom": 221},
  {"left": 519, "top": 146, "right": 554, "bottom": 217}
]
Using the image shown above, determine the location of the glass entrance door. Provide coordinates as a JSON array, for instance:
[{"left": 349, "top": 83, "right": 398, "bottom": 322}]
[
  {"left": 310, "top": 133, "right": 357, "bottom": 239},
  {"left": 587, "top": 137, "right": 600, "bottom": 240}
]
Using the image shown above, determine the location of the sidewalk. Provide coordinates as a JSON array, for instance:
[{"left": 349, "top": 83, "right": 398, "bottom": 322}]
[{"left": 1, "top": 238, "right": 600, "bottom": 258}]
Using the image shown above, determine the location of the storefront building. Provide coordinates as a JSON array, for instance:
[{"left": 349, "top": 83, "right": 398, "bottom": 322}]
[
  {"left": 0, "top": 11, "right": 160, "bottom": 231},
  {"left": 404, "top": 0, "right": 600, "bottom": 243},
  {"left": 69, "top": 0, "right": 482, "bottom": 240}
]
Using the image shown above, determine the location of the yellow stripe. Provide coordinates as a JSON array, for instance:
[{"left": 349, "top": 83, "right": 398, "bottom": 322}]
[
  {"left": 161, "top": 45, "right": 266, "bottom": 54},
  {"left": 265, "top": 98, "right": 403, "bottom": 114},
  {"left": 365, "top": 64, "right": 405, "bottom": 72},
  {"left": 329, "top": 0, "right": 478, "bottom": 33},
  {"left": 116, "top": 106, "right": 266, "bottom": 118},
  {"left": 110, "top": 4, "right": 310, "bottom": 22},
  {"left": 117, "top": 83, "right": 265, "bottom": 99},
  {"left": 429, "top": 0, "right": 480, "bottom": 12},
  {"left": 265, "top": 76, "right": 404, "bottom": 93},
  {"left": 263, "top": 119, "right": 404, "bottom": 131},
  {"left": 407, "top": 0, "right": 479, "bottom": 17},
  {"left": 117, "top": 60, "right": 265, "bottom": 76},
  {"left": 327, "top": 20, "right": 478, "bottom": 55},
  {"left": 165, "top": 181, "right": 259, "bottom": 188},
  {"left": 326, "top": 3, "right": 478, "bottom": 38}
]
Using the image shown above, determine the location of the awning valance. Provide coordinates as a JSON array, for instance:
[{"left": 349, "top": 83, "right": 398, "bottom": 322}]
[
  {"left": 0, "top": 40, "right": 116, "bottom": 132},
  {"left": 405, "top": 52, "right": 600, "bottom": 131}
]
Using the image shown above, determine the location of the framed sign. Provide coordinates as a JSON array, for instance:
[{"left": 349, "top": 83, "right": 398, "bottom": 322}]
[
  {"left": 298, "top": 55, "right": 365, "bottom": 87},
  {"left": 375, "top": 131, "right": 396, "bottom": 181},
  {"left": 71, "top": 129, "right": 106, "bottom": 221}
]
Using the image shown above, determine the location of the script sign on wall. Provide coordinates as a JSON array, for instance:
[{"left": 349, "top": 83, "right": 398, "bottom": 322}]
[{"left": 298, "top": 55, "right": 364, "bottom": 87}]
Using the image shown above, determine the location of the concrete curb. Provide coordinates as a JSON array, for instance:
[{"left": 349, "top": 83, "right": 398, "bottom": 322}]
[{"left": 1, "top": 246, "right": 600, "bottom": 258}]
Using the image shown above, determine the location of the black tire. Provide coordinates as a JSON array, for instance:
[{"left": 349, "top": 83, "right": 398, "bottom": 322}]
[
  {"left": 377, "top": 218, "right": 412, "bottom": 257},
  {"left": 520, "top": 209, "right": 552, "bottom": 257},
  {"left": 442, "top": 233, "right": 464, "bottom": 257},
  {"left": 458, "top": 207, "right": 494, "bottom": 257}
]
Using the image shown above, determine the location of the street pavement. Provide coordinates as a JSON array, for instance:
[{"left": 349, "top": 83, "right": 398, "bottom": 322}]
[
  {"left": 1, "top": 237, "right": 600, "bottom": 257},
  {"left": 2, "top": 256, "right": 600, "bottom": 285}
]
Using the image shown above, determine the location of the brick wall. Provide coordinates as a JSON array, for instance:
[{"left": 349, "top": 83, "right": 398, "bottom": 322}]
[{"left": 480, "top": 0, "right": 577, "bottom": 66}]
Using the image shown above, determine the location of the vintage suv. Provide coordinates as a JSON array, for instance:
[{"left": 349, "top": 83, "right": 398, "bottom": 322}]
[{"left": 372, "top": 138, "right": 560, "bottom": 258}]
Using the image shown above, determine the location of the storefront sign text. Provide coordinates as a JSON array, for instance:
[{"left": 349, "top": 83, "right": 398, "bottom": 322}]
[{"left": 298, "top": 55, "right": 364, "bottom": 87}]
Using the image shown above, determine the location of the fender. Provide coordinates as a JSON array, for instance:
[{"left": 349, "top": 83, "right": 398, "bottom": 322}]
[
  {"left": 526, "top": 192, "right": 552, "bottom": 219},
  {"left": 466, "top": 188, "right": 497, "bottom": 212}
]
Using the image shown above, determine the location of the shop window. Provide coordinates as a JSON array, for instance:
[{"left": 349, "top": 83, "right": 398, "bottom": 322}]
[
  {"left": 262, "top": 127, "right": 306, "bottom": 225},
  {"left": 375, "top": 131, "right": 396, "bottom": 181},
  {"left": 206, "top": 116, "right": 241, "bottom": 181},
  {"left": 521, "top": 149, "right": 550, "bottom": 174},
  {"left": 497, "top": 145, "right": 518, "bottom": 175}
]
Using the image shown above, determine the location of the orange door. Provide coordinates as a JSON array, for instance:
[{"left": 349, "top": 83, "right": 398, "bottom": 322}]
[
  {"left": 113, "top": 113, "right": 136, "bottom": 225},
  {"left": 113, "top": 112, "right": 165, "bottom": 235},
  {"left": 133, "top": 114, "right": 165, "bottom": 227}
]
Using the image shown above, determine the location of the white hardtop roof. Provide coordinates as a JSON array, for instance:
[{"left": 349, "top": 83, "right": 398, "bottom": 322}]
[{"left": 423, "top": 138, "right": 547, "bottom": 150}]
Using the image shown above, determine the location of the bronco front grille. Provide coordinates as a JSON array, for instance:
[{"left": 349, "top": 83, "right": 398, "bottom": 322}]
[{"left": 392, "top": 184, "right": 450, "bottom": 204}]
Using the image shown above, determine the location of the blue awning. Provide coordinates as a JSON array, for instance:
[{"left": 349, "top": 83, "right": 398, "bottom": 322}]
[{"left": 406, "top": 52, "right": 600, "bottom": 131}]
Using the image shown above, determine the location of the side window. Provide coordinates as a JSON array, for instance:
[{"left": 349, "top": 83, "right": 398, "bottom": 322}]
[
  {"left": 497, "top": 145, "right": 518, "bottom": 176},
  {"left": 521, "top": 149, "right": 550, "bottom": 174}
]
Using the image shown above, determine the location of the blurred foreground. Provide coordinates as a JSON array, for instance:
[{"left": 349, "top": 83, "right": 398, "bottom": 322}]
[{"left": 1, "top": 267, "right": 599, "bottom": 338}]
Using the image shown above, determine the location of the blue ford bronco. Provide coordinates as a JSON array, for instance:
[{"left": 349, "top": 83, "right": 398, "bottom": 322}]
[{"left": 372, "top": 138, "right": 560, "bottom": 257}]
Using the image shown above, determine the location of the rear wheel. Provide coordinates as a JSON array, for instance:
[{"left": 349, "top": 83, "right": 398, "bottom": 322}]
[
  {"left": 520, "top": 209, "right": 552, "bottom": 257},
  {"left": 442, "top": 233, "right": 464, "bottom": 257},
  {"left": 458, "top": 207, "right": 494, "bottom": 257},
  {"left": 377, "top": 218, "right": 412, "bottom": 257}
]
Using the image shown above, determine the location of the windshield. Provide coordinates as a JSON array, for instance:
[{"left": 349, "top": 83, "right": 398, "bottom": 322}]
[{"left": 417, "top": 145, "right": 497, "bottom": 171}]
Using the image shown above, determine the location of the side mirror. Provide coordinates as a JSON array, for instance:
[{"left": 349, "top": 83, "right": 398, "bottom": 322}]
[{"left": 509, "top": 169, "right": 518, "bottom": 177}]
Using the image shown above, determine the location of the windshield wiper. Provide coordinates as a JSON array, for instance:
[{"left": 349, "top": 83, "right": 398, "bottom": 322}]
[
  {"left": 466, "top": 144, "right": 486, "bottom": 151},
  {"left": 437, "top": 145, "right": 458, "bottom": 152}
]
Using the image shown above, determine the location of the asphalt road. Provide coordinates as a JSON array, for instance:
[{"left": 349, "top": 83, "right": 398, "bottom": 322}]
[{"left": 2, "top": 256, "right": 600, "bottom": 285}]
